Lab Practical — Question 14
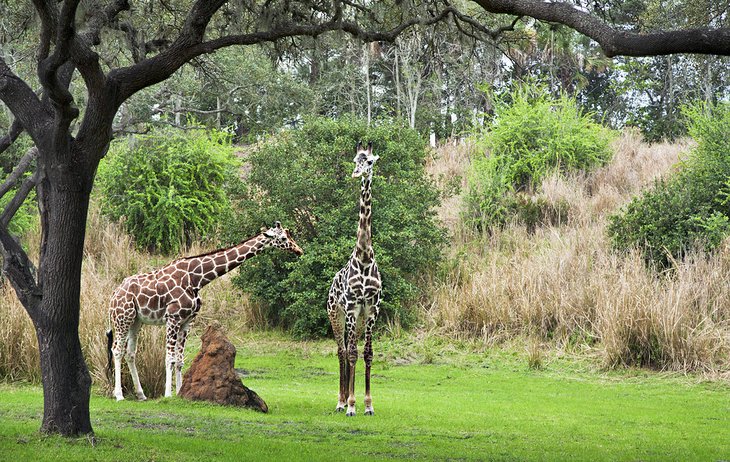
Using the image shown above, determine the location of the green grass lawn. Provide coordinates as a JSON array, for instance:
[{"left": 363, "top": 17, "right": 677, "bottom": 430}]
[{"left": 1, "top": 333, "right": 729, "bottom": 461}]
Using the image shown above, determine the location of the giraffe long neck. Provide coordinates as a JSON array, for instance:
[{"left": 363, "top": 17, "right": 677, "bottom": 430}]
[
  {"left": 355, "top": 175, "right": 374, "bottom": 262},
  {"left": 195, "top": 235, "right": 268, "bottom": 288}
]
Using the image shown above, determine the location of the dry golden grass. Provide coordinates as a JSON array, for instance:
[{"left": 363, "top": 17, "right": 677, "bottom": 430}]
[
  {"left": 0, "top": 204, "right": 258, "bottom": 397},
  {"left": 425, "top": 130, "right": 730, "bottom": 374}
]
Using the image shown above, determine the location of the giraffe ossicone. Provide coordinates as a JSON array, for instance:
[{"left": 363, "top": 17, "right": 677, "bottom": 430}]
[
  {"left": 107, "top": 221, "right": 303, "bottom": 401},
  {"left": 327, "top": 141, "right": 383, "bottom": 417}
]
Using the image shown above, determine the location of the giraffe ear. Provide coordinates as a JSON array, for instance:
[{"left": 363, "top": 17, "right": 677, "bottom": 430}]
[
  {"left": 356, "top": 141, "right": 362, "bottom": 151},
  {"left": 274, "top": 221, "right": 282, "bottom": 229},
  {"left": 367, "top": 141, "right": 373, "bottom": 153}
]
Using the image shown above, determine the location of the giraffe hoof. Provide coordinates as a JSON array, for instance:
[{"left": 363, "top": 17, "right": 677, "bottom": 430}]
[
  {"left": 137, "top": 394, "right": 147, "bottom": 401},
  {"left": 114, "top": 395, "right": 124, "bottom": 402},
  {"left": 346, "top": 411, "right": 356, "bottom": 417},
  {"left": 364, "top": 409, "right": 374, "bottom": 416},
  {"left": 335, "top": 406, "right": 346, "bottom": 412}
]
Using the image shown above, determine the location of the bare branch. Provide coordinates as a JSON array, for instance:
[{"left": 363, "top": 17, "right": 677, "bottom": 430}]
[
  {"left": 0, "top": 148, "right": 37, "bottom": 200},
  {"left": 0, "top": 119, "right": 24, "bottom": 157},
  {"left": 36, "top": 0, "right": 80, "bottom": 121},
  {"left": 0, "top": 57, "right": 49, "bottom": 146},
  {"left": 0, "top": 149, "right": 40, "bottom": 316},
  {"left": 472, "top": 0, "right": 730, "bottom": 57},
  {"left": 0, "top": 220, "right": 41, "bottom": 317},
  {"left": 0, "top": 170, "right": 38, "bottom": 228}
]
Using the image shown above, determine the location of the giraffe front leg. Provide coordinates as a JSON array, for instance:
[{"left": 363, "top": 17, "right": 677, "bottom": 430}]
[
  {"left": 345, "top": 310, "right": 359, "bottom": 417},
  {"left": 126, "top": 320, "right": 147, "bottom": 401},
  {"left": 175, "top": 322, "right": 192, "bottom": 395},
  {"left": 112, "top": 338, "right": 125, "bottom": 401},
  {"left": 164, "top": 316, "right": 180, "bottom": 398},
  {"left": 363, "top": 310, "right": 378, "bottom": 416}
]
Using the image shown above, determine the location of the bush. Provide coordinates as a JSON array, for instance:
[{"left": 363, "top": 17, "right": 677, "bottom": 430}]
[
  {"left": 227, "top": 117, "right": 446, "bottom": 338},
  {"left": 464, "top": 83, "right": 614, "bottom": 230},
  {"left": 608, "top": 103, "right": 730, "bottom": 267},
  {"left": 96, "top": 127, "right": 240, "bottom": 253}
]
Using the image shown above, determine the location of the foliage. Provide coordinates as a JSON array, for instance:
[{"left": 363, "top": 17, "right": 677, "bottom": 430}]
[
  {"left": 608, "top": 102, "right": 730, "bottom": 267},
  {"left": 228, "top": 117, "right": 446, "bottom": 337},
  {"left": 464, "top": 82, "right": 614, "bottom": 230},
  {"left": 95, "top": 127, "right": 240, "bottom": 253}
]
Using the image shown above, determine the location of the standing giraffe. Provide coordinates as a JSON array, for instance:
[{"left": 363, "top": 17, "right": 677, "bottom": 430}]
[
  {"left": 327, "top": 142, "right": 382, "bottom": 416},
  {"left": 107, "top": 221, "right": 303, "bottom": 401}
]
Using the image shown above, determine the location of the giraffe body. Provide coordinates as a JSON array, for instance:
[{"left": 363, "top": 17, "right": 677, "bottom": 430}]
[
  {"left": 108, "top": 222, "right": 303, "bottom": 401},
  {"left": 327, "top": 142, "right": 382, "bottom": 416}
]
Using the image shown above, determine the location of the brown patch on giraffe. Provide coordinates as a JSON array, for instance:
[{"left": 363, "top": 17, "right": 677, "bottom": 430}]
[
  {"left": 169, "top": 286, "right": 185, "bottom": 300},
  {"left": 171, "top": 269, "right": 186, "bottom": 280},
  {"left": 201, "top": 260, "right": 215, "bottom": 273},
  {"left": 213, "top": 255, "right": 227, "bottom": 267}
]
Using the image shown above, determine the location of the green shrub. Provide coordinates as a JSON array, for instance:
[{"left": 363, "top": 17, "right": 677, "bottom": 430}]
[
  {"left": 608, "top": 103, "right": 730, "bottom": 267},
  {"left": 227, "top": 117, "right": 446, "bottom": 338},
  {"left": 465, "top": 83, "right": 614, "bottom": 230},
  {"left": 96, "top": 127, "right": 240, "bottom": 253}
]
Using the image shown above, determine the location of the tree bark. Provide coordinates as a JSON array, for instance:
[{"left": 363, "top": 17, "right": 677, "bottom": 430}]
[{"left": 35, "top": 181, "right": 93, "bottom": 436}]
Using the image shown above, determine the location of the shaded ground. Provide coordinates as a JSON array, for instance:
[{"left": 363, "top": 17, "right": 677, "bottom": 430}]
[{"left": 1, "top": 334, "right": 728, "bottom": 461}]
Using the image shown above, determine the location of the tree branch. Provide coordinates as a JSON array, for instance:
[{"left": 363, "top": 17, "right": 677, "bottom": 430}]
[
  {"left": 0, "top": 147, "right": 40, "bottom": 317},
  {"left": 107, "top": 1, "right": 455, "bottom": 107},
  {"left": 472, "top": 0, "right": 730, "bottom": 57},
  {"left": 0, "top": 170, "right": 38, "bottom": 229},
  {"left": 0, "top": 119, "right": 25, "bottom": 157},
  {"left": 0, "top": 57, "right": 50, "bottom": 147},
  {"left": 0, "top": 148, "right": 37, "bottom": 200},
  {"left": 36, "top": 0, "right": 80, "bottom": 120},
  {"left": 0, "top": 219, "right": 41, "bottom": 318}
]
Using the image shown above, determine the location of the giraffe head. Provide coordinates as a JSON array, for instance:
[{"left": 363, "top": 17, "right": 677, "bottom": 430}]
[
  {"left": 351, "top": 141, "right": 379, "bottom": 179},
  {"left": 263, "top": 221, "right": 304, "bottom": 256}
]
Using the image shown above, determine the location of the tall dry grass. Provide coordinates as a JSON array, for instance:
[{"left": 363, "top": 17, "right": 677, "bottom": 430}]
[
  {"left": 426, "top": 131, "right": 730, "bottom": 374},
  {"left": 0, "top": 204, "right": 258, "bottom": 397}
]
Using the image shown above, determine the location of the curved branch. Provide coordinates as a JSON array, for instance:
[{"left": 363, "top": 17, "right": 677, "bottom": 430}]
[
  {"left": 0, "top": 148, "right": 37, "bottom": 199},
  {"left": 0, "top": 57, "right": 49, "bottom": 146},
  {"left": 0, "top": 119, "right": 25, "bottom": 157},
  {"left": 472, "top": 0, "right": 730, "bottom": 57}
]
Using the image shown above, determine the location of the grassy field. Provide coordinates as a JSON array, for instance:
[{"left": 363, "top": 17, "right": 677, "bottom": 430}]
[{"left": 1, "top": 333, "right": 728, "bottom": 461}]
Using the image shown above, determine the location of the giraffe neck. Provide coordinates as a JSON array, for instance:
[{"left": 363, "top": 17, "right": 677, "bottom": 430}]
[
  {"left": 196, "top": 235, "right": 268, "bottom": 288},
  {"left": 355, "top": 174, "right": 374, "bottom": 262}
]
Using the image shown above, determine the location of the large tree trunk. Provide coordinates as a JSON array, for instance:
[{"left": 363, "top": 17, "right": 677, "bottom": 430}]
[{"left": 35, "top": 184, "right": 93, "bottom": 435}]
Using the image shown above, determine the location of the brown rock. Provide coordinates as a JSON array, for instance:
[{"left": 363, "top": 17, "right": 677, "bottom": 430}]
[{"left": 179, "top": 324, "right": 268, "bottom": 412}]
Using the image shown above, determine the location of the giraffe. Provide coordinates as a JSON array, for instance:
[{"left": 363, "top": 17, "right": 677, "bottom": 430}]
[
  {"left": 327, "top": 141, "right": 382, "bottom": 416},
  {"left": 106, "top": 221, "right": 303, "bottom": 401}
]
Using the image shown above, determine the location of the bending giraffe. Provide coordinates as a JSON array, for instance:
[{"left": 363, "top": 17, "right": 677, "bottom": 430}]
[
  {"left": 327, "top": 142, "right": 382, "bottom": 416},
  {"left": 107, "top": 221, "right": 303, "bottom": 400}
]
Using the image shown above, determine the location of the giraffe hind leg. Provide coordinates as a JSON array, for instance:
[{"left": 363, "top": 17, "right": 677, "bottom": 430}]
[
  {"left": 344, "top": 306, "right": 359, "bottom": 417},
  {"left": 363, "top": 308, "right": 379, "bottom": 416},
  {"left": 110, "top": 298, "right": 138, "bottom": 401},
  {"left": 328, "top": 302, "right": 347, "bottom": 412}
]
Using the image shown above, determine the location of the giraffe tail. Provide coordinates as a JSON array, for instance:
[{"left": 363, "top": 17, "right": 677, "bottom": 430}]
[{"left": 106, "top": 328, "right": 113, "bottom": 384}]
